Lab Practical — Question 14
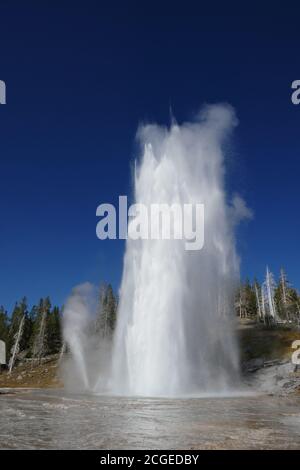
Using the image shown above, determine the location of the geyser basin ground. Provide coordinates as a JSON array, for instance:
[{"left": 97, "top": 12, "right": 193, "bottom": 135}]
[{"left": 1, "top": 389, "right": 300, "bottom": 449}]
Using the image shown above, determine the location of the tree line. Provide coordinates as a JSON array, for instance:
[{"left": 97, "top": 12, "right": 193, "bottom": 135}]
[
  {"left": 1, "top": 268, "right": 299, "bottom": 370},
  {"left": 0, "top": 283, "right": 118, "bottom": 369},
  {"left": 237, "top": 267, "right": 300, "bottom": 325}
]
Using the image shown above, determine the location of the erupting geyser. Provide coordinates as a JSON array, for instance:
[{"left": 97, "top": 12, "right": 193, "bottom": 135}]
[
  {"left": 63, "top": 104, "right": 251, "bottom": 397},
  {"left": 111, "top": 104, "right": 249, "bottom": 396}
]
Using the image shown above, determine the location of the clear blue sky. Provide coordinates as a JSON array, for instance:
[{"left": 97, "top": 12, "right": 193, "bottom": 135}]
[{"left": 0, "top": 2, "right": 299, "bottom": 311}]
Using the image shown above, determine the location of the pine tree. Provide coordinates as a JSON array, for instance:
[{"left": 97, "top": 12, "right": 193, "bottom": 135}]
[
  {"left": 106, "top": 285, "right": 117, "bottom": 333},
  {"left": 244, "top": 279, "right": 257, "bottom": 317},
  {"left": 95, "top": 284, "right": 117, "bottom": 339},
  {"left": 46, "top": 306, "right": 62, "bottom": 354},
  {"left": 254, "top": 281, "right": 263, "bottom": 322},
  {"left": 31, "top": 297, "right": 51, "bottom": 362},
  {"left": 236, "top": 281, "right": 257, "bottom": 319},
  {"left": 8, "top": 297, "right": 30, "bottom": 359},
  {"left": 275, "top": 268, "right": 299, "bottom": 322},
  {"left": 0, "top": 307, "right": 9, "bottom": 363},
  {"left": 95, "top": 283, "right": 108, "bottom": 335},
  {"left": 8, "top": 314, "right": 25, "bottom": 373},
  {"left": 0, "top": 306, "right": 9, "bottom": 343},
  {"left": 8, "top": 302, "right": 23, "bottom": 351},
  {"left": 20, "top": 297, "right": 33, "bottom": 352},
  {"left": 261, "top": 284, "right": 266, "bottom": 323}
]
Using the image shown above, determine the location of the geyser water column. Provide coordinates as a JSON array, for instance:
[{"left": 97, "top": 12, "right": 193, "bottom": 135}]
[{"left": 112, "top": 104, "right": 246, "bottom": 397}]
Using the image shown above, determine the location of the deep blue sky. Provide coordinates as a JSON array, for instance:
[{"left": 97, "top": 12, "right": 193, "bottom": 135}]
[{"left": 0, "top": 2, "right": 300, "bottom": 311}]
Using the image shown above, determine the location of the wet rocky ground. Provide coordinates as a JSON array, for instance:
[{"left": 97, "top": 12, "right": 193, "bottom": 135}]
[
  {"left": 0, "top": 355, "right": 62, "bottom": 388},
  {"left": 1, "top": 389, "right": 300, "bottom": 449},
  {"left": 1, "top": 323, "right": 300, "bottom": 449}
]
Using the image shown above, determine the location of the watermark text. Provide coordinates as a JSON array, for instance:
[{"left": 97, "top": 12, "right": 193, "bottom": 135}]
[{"left": 96, "top": 196, "right": 204, "bottom": 251}]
